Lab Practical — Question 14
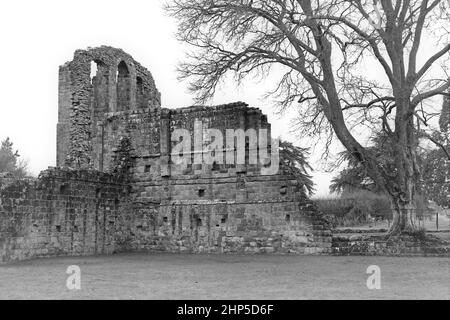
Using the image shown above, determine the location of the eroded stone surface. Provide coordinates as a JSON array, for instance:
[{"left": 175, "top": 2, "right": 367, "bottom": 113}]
[{"left": 1, "top": 46, "right": 332, "bottom": 264}]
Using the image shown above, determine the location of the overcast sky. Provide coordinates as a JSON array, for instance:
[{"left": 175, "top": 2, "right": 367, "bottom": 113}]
[{"left": 0, "top": 0, "right": 445, "bottom": 197}]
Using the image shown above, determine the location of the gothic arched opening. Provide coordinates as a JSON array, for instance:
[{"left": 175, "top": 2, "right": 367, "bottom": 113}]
[
  {"left": 136, "top": 76, "right": 146, "bottom": 108},
  {"left": 90, "top": 60, "right": 109, "bottom": 113},
  {"left": 116, "top": 61, "right": 131, "bottom": 111}
]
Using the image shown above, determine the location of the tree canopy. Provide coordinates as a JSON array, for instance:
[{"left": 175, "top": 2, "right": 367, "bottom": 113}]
[
  {"left": 0, "top": 137, "right": 29, "bottom": 178},
  {"left": 332, "top": 93, "right": 450, "bottom": 208},
  {"left": 279, "top": 140, "right": 314, "bottom": 195}
]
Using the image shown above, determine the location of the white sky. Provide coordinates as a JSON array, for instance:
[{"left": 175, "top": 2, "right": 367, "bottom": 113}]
[{"left": 0, "top": 0, "right": 445, "bottom": 197}]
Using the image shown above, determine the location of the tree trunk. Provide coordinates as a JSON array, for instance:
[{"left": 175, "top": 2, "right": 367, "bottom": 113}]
[
  {"left": 388, "top": 195, "right": 417, "bottom": 235},
  {"left": 387, "top": 108, "right": 420, "bottom": 235}
]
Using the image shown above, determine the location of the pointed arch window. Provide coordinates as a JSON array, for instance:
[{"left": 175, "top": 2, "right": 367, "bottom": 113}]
[{"left": 116, "top": 61, "right": 131, "bottom": 111}]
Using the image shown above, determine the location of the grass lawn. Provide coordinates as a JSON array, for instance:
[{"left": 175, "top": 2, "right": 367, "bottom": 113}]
[{"left": 0, "top": 253, "right": 448, "bottom": 300}]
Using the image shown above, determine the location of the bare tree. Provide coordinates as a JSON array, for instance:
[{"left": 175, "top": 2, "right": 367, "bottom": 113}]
[{"left": 166, "top": 0, "right": 450, "bottom": 234}]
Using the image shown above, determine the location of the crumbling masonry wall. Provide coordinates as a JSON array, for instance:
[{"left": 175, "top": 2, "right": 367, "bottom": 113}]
[
  {"left": 127, "top": 175, "right": 331, "bottom": 254},
  {"left": 0, "top": 169, "right": 130, "bottom": 263},
  {"left": 126, "top": 103, "right": 331, "bottom": 253},
  {"left": 57, "top": 46, "right": 161, "bottom": 169},
  {"left": 0, "top": 46, "right": 334, "bottom": 264},
  {"left": 0, "top": 168, "right": 330, "bottom": 264}
]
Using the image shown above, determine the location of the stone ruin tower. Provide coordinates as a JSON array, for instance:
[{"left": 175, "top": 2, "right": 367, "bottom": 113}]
[
  {"left": 0, "top": 46, "right": 331, "bottom": 264},
  {"left": 57, "top": 46, "right": 161, "bottom": 169}
]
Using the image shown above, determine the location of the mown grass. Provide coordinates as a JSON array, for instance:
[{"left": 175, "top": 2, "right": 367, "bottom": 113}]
[{"left": 0, "top": 253, "right": 448, "bottom": 299}]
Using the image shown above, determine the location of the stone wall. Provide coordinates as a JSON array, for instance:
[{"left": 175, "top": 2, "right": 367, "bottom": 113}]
[
  {"left": 93, "top": 108, "right": 161, "bottom": 173},
  {"left": 0, "top": 168, "right": 130, "bottom": 264},
  {"left": 57, "top": 46, "right": 161, "bottom": 169},
  {"left": 124, "top": 201, "right": 331, "bottom": 254},
  {"left": 118, "top": 102, "right": 332, "bottom": 254},
  {"left": 0, "top": 167, "right": 332, "bottom": 264},
  {"left": 0, "top": 46, "right": 335, "bottom": 264},
  {"left": 127, "top": 173, "right": 331, "bottom": 254},
  {"left": 9, "top": 45, "right": 450, "bottom": 264},
  {"left": 162, "top": 102, "right": 270, "bottom": 177},
  {"left": 332, "top": 233, "right": 450, "bottom": 256}
]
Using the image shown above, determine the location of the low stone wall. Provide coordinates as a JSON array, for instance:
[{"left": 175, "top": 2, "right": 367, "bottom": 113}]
[
  {"left": 332, "top": 234, "right": 450, "bottom": 256},
  {"left": 0, "top": 168, "right": 130, "bottom": 264},
  {"left": 124, "top": 172, "right": 333, "bottom": 255},
  {"left": 0, "top": 168, "right": 333, "bottom": 264},
  {"left": 3, "top": 166, "right": 448, "bottom": 263},
  {"left": 118, "top": 201, "right": 332, "bottom": 255}
]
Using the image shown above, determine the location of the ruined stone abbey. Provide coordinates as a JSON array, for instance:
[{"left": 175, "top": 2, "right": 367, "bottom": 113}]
[{"left": 0, "top": 46, "right": 331, "bottom": 263}]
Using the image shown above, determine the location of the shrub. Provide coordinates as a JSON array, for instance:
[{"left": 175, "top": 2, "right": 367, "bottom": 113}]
[
  {"left": 314, "top": 191, "right": 389, "bottom": 226},
  {"left": 315, "top": 191, "right": 432, "bottom": 227},
  {"left": 405, "top": 227, "right": 427, "bottom": 241}
]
